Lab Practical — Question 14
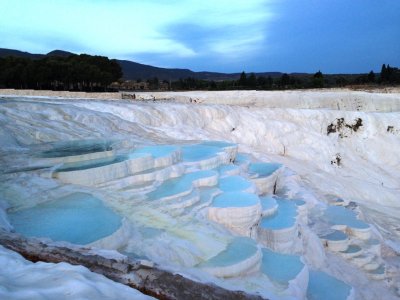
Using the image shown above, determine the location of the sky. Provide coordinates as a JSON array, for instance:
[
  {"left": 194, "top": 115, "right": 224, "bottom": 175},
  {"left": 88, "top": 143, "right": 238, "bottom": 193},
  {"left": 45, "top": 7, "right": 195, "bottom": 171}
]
[{"left": 0, "top": 0, "right": 399, "bottom": 73}]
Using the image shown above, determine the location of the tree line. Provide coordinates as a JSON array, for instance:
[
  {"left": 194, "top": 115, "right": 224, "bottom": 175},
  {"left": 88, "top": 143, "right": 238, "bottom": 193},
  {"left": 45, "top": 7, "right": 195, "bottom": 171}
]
[
  {"left": 1, "top": 53, "right": 399, "bottom": 92},
  {"left": 0, "top": 54, "right": 122, "bottom": 91},
  {"left": 168, "top": 66, "right": 400, "bottom": 91}
]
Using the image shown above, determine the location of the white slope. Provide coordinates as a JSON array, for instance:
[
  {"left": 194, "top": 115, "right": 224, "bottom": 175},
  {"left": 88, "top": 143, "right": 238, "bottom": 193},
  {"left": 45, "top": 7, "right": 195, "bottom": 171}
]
[
  {"left": 0, "top": 90, "right": 399, "bottom": 299},
  {"left": 0, "top": 245, "right": 154, "bottom": 300},
  {"left": 67, "top": 96, "right": 400, "bottom": 247},
  {"left": 133, "top": 89, "right": 400, "bottom": 112}
]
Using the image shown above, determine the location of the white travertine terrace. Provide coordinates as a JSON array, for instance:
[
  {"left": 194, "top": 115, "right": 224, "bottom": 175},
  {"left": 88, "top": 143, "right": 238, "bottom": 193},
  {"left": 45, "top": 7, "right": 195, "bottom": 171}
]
[
  {"left": 261, "top": 248, "right": 309, "bottom": 299},
  {"left": 320, "top": 231, "right": 350, "bottom": 252},
  {"left": 201, "top": 248, "right": 262, "bottom": 278},
  {"left": 217, "top": 164, "right": 241, "bottom": 177},
  {"left": 247, "top": 162, "right": 284, "bottom": 195},
  {"left": 199, "top": 237, "right": 262, "bottom": 278},
  {"left": 347, "top": 226, "right": 372, "bottom": 240},
  {"left": 39, "top": 149, "right": 115, "bottom": 166},
  {"left": 182, "top": 147, "right": 231, "bottom": 170},
  {"left": 257, "top": 198, "right": 300, "bottom": 253},
  {"left": 208, "top": 192, "right": 262, "bottom": 236},
  {"left": 53, "top": 153, "right": 155, "bottom": 185},
  {"left": 98, "top": 164, "right": 186, "bottom": 191},
  {"left": 134, "top": 89, "right": 400, "bottom": 112},
  {"left": 257, "top": 223, "right": 299, "bottom": 252},
  {"left": 259, "top": 196, "right": 278, "bottom": 217},
  {"left": 1, "top": 90, "right": 399, "bottom": 299}
]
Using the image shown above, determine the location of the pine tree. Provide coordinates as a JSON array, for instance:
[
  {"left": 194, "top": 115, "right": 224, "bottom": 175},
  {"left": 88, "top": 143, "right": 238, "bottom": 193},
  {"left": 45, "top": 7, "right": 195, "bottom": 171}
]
[
  {"left": 367, "top": 71, "right": 375, "bottom": 83},
  {"left": 380, "top": 64, "right": 387, "bottom": 82},
  {"left": 238, "top": 71, "right": 247, "bottom": 87},
  {"left": 248, "top": 73, "right": 257, "bottom": 89}
]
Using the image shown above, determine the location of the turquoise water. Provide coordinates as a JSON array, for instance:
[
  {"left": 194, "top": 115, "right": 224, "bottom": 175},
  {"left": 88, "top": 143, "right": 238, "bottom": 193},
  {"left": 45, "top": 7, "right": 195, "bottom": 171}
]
[
  {"left": 248, "top": 162, "right": 282, "bottom": 177},
  {"left": 38, "top": 140, "right": 113, "bottom": 158},
  {"left": 341, "top": 244, "right": 362, "bottom": 254},
  {"left": 146, "top": 170, "right": 217, "bottom": 200},
  {"left": 325, "top": 206, "right": 370, "bottom": 229},
  {"left": 307, "top": 271, "right": 352, "bottom": 300},
  {"left": 198, "top": 187, "right": 219, "bottom": 206},
  {"left": 146, "top": 176, "right": 192, "bottom": 200},
  {"left": 212, "top": 192, "right": 260, "bottom": 208},
  {"left": 133, "top": 145, "right": 178, "bottom": 158},
  {"left": 370, "top": 265, "right": 385, "bottom": 275},
  {"left": 261, "top": 248, "right": 304, "bottom": 285},
  {"left": 260, "top": 196, "right": 278, "bottom": 211},
  {"left": 199, "top": 237, "right": 258, "bottom": 267},
  {"left": 8, "top": 193, "right": 121, "bottom": 245},
  {"left": 321, "top": 230, "right": 348, "bottom": 241},
  {"left": 294, "top": 199, "right": 306, "bottom": 206},
  {"left": 186, "top": 170, "right": 218, "bottom": 182},
  {"left": 217, "top": 164, "right": 239, "bottom": 175},
  {"left": 219, "top": 176, "right": 252, "bottom": 192},
  {"left": 201, "top": 141, "right": 236, "bottom": 148},
  {"left": 234, "top": 153, "right": 251, "bottom": 164},
  {"left": 182, "top": 144, "right": 221, "bottom": 162},
  {"left": 259, "top": 198, "right": 297, "bottom": 230}
]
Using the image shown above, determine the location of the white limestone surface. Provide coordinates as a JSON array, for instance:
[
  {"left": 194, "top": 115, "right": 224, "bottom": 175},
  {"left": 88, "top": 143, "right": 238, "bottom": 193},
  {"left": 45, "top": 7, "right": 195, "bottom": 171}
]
[
  {"left": 320, "top": 231, "right": 350, "bottom": 252},
  {"left": 0, "top": 245, "right": 154, "bottom": 300},
  {"left": 1, "top": 91, "right": 400, "bottom": 299},
  {"left": 98, "top": 164, "right": 185, "bottom": 191},
  {"left": 260, "top": 196, "right": 278, "bottom": 217},
  {"left": 54, "top": 153, "right": 154, "bottom": 186},
  {"left": 208, "top": 192, "right": 262, "bottom": 236},
  {"left": 37, "top": 149, "right": 115, "bottom": 166},
  {"left": 199, "top": 238, "right": 262, "bottom": 278},
  {"left": 257, "top": 223, "right": 299, "bottom": 252},
  {"left": 248, "top": 163, "right": 284, "bottom": 195},
  {"left": 135, "top": 89, "right": 400, "bottom": 112},
  {"left": 201, "top": 248, "right": 262, "bottom": 278}
]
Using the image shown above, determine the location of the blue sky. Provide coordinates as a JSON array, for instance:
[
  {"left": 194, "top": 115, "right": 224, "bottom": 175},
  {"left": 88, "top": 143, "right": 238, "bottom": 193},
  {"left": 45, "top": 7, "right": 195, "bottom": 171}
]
[{"left": 0, "top": 0, "right": 399, "bottom": 73}]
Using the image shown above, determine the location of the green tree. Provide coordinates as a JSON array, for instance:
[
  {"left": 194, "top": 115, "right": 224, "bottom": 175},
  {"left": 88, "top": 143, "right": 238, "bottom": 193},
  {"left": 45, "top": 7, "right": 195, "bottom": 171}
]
[
  {"left": 336, "top": 76, "right": 347, "bottom": 87},
  {"left": 280, "top": 73, "right": 291, "bottom": 88},
  {"left": 380, "top": 64, "right": 387, "bottom": 82},
  {"left": 367, "top": 71, "right": 375, "bottom": 83},
  {"left": 247, "top": 73, "right": 257, "bottom": 89},
  {"left": 0, "top": 53, "right": 123, "bottom": 91},
  {"left": 238, "top": 71, "right": 247, "bottom": 88},
  {"left": 312, "top": 70, "right": 324, "bottom": 88}
]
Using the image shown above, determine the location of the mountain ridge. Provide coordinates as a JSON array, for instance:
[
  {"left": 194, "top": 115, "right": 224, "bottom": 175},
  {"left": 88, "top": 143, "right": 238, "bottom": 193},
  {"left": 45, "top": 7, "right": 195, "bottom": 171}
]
[{"left": 0, "top": 48, "right": 284, "bottom": 81}]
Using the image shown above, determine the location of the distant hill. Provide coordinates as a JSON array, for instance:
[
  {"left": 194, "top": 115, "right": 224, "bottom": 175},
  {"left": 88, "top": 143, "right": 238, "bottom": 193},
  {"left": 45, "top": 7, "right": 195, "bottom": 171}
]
[
  {"left": 0, "top": 48, "right": 44, "bottom": 60},
  {"left": 117, "top": 59, "right": 196, "bottom": 81},
  {"left": 0, "top": 48, "right": 74, "bottom": 59},
  {"left": 46, "top": 50, "right": 74, "bottom": 58},
  {"left": 0, "top": 48, "right": 286, "bottom": 81}
]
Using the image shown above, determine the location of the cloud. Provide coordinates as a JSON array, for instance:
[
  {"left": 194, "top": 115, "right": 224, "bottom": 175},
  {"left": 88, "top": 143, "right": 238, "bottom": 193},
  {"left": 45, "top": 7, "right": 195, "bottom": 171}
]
[{"left": 0, "top": 0, "right": 274, "bottom": 62}]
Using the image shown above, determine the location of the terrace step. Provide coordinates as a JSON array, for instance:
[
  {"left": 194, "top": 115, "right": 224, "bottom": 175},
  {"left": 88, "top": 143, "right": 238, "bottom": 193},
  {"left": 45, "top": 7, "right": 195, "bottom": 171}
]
[
  {"left": 257, "top": 198, "right": 299, "bottom": 252},
  {"left": 248, "top": 162, "right": 283, "bottom": 195},
  {"left": 324, "top": 206, "right": 371, "bottom": 240},
  {"left": 319, "top": 231, "right": 349, "bottom": 252},
  {"left": 339, "top": 244, "right": 363, "bottom": 259},
  {"left": 198, "top": 237, "right": 261, "bottom": 278},
  {"left": 261, "top": 248, "right": 308, "bottom": 299},
  {"left": 367, "top": 264, "right": 386, "bottom": 280},
  {"left": 208, "top": 192, "right": 262, "bottom": 236}
]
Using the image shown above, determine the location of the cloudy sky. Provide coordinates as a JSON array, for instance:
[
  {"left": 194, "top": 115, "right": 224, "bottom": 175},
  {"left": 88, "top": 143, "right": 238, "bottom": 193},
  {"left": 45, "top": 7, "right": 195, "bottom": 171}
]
[{"left": 0, "top": 0, "right": 399, "bottom": 73}]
